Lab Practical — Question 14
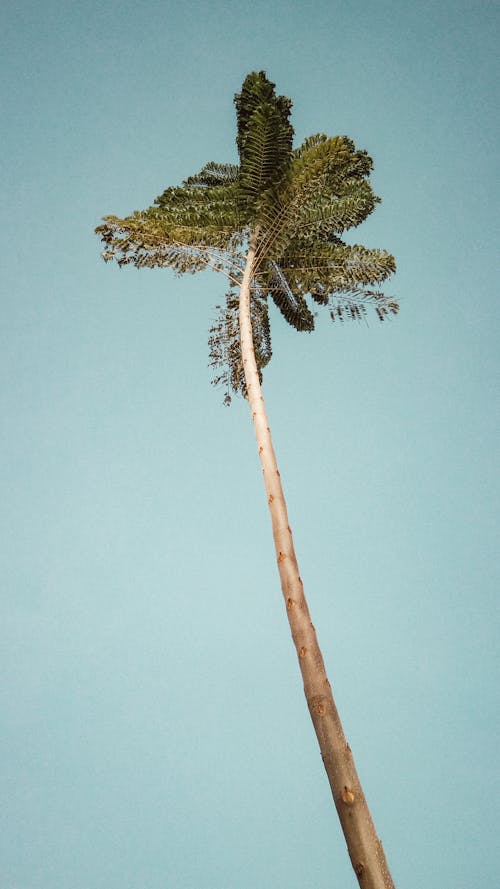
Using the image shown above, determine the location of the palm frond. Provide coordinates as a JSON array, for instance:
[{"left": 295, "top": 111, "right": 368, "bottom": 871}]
[
  {"left": 254, "top": 136, "right": 377, "bottom": 265},
  {"left": 256, "top": 243, "right": 397, "bottom": 322},
  {"left": 209, "top": 289, "right": 272, "bottom": 403},
  {"left": 283, "top": 179, "right": 379, "bottom": 245},
  {"left": 96, "top": 209, "right": 248, "bottom": 282},
  {"left": 274, "top": 244, "right": 396, "bottom": 289},
  {"left": 153, "top": 181, "right": 241, "bottom": 230},
  {"left": 235, "top": 71, "right": 293, "bottom": 162},
  {"left": 238, "top": 102, "right": 292, "bottom": 214},
  {"left": 96, "top": 179, "right": 245, "bottom": 272},
  {"left": 234, "top": 71, "right": 293, "bottom": 223},
  {"left": 265, "top": 262, "right": 315, "bottom": 331}
]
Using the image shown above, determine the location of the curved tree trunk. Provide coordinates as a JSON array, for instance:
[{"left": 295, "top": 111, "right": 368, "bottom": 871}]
[{"left": 238, "top": 243, "right": 396, "bottom": 889}]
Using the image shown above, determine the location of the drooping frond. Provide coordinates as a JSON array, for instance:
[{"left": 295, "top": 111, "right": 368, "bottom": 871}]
[
  {"left": 267, "top": 262, "right": 316, "bottom": 331},
  {"left": 209, "top": 289, "right": 272, "bottom": 403},
  {"left": 256, "top": 242, "right": 396, "bottom": 324}
]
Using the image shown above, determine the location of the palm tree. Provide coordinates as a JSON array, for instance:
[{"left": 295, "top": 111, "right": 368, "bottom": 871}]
[{"left": 96, "top": 71, "right": 397, "bottom": 889}]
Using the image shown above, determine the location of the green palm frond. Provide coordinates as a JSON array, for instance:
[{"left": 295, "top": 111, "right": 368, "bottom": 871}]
[
  {"left": 209, "top": 289, "right": 272, "bottom": 404},
  {"left": 153, "top": 182, "right": 241, "bottom": 231},
  {"left": 273, "top": 243, "right": 396, "bottom": 290},
  {"left": 238, "top": 102, "right": 292, "bottom": 217},
  {"left": 235, "top": 71, "right": 293, "bottom": 163},
  {"left": 284, "top": 179, "right": 378, "bottom": 245},
  {"left": 265, "top": 262, "right": 316, "bottom": 331},
  {"left": 234, "top": 72, "right": 293, "bottom": 224},
  {"left": 96, "top": 181, "right": 244, "bottom": 273},
  {"left": 254, "top": 135, "right": 377, "bottom": 264},
  {"left": 256, "top": 243, "right": 396, "bottom": 324}
]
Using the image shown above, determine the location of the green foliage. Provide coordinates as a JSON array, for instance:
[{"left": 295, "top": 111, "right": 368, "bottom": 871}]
[
  {"left": 184, "top": 162, "right": 239, "bottom": 187},
  {"left": 267, "top": 262, "right": 316, "bottom": 331},
  {"left": 96, "top": 71, "right": 397, "bottom": 402},
  {"left": 209, "top": 290, "right": 272, "bottom": 404},
  {"left": 234, "top": 71, "right": 293, "bottom": 167},
  {"left": 235, "top": 72, "right": 294, "bottom": 223}
]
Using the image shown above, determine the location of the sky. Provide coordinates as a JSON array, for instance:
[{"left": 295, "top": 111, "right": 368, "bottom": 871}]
[{"left": 1, "top": 1, "right": 499, "bottom": 887}]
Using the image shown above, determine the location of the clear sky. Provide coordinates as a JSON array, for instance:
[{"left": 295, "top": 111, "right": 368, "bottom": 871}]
[{"left": 1, "top": 1, "right": 499, "bottom": 887}]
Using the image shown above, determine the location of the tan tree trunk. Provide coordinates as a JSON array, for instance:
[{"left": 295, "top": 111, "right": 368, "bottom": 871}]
[{"left": 238, "top": 243, "right": 396, "bottom": 889}]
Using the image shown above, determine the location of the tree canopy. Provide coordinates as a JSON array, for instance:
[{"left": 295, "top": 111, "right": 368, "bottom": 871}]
[{"left": 96, "top": 71, "right": 397, "bottom": 403}]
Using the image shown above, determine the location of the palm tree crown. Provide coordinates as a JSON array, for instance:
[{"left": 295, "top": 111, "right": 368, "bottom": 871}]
[{"left": 96, "top": 71, "right": 397, "bottom": 403}]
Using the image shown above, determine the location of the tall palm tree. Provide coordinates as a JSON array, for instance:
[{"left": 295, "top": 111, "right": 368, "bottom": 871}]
[{"left": 96, "top": 71, "right": 397, "bottom": 889}]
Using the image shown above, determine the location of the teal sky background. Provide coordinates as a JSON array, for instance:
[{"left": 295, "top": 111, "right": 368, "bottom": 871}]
[{"left": 1, "top": 1, "right": 499, "bottom": 887}]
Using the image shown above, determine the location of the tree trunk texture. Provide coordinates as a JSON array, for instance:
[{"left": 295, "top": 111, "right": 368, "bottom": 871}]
[{"left": 238, "top": 244, "right": 396, "bottom": 889}]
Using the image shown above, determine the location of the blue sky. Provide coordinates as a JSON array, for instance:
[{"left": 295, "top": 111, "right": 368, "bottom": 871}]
[{"left": 1, "top": 1, "right": 499, "bottom": 887}]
